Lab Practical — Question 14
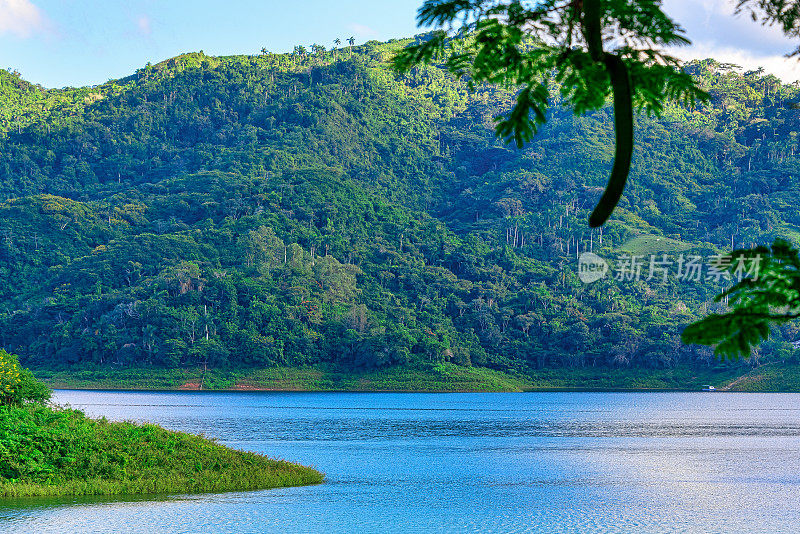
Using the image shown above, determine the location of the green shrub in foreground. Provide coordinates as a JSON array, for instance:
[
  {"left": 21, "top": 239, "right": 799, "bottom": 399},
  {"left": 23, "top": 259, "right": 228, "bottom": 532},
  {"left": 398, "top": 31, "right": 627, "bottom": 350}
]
[
  {"left": 0, "top": 349, "right": 50, "bottom": 406},
  {"left": 0, "top": 357, "right": 322, "bottom": 497}
]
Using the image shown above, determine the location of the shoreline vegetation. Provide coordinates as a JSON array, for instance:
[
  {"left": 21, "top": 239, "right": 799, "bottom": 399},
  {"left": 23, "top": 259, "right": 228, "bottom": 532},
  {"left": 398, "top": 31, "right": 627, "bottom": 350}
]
[
  {"left": 31, "top": 361, "right": 798, "bottom": 392},
  {"left": 0, "top": 351, "right": 323, "bottom": 498},
  {"left": 0, "top": 405, "right": 324, "bottom": 498}
]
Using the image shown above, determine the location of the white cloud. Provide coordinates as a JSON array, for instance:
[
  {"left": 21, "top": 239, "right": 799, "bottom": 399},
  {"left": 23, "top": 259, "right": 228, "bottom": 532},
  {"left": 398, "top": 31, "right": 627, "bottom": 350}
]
[
  {"left": 663, "top": 0, "right": 800, "bottom": 81},
  {"left": 0, "top": 0, "right": 47, "bottom": 38},
  {"left": 669, "top": 44, "right": 800, "bottom": 82},
  {"left": 348, "top": 22, "right": 378, "bottom": 39},
  {"left": 136, "top": 15, "right": 151, "bottom": 36}
]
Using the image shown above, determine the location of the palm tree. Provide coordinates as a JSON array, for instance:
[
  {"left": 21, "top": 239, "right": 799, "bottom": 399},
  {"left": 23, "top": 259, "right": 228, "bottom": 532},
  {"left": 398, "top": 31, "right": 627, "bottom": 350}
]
[
  {"left": 198, "top": 306, "right": 215, "bottom": 341},
  {"left": 334, "top": 38, "right": 341, "bottom": 49},
  {"left": 347, "top": 36, "right": 355, "bottom": 55},
  {"left": 293, "top": 45, "right": 308, "bottom": 64},
  {"left": 142, "top": 324, "right": 158, "bottom": 360}
]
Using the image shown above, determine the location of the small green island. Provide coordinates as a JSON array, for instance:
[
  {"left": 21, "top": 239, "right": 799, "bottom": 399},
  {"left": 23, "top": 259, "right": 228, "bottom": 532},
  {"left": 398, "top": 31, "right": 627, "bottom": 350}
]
[{"left": 0, "top": 350, "right": 323, "bottom": 498}]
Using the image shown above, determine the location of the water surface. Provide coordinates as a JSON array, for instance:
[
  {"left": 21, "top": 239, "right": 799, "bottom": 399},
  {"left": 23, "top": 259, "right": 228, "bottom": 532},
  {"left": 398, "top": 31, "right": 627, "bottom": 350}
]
[{"left": 2, "top": 391, "right": 800, "bottom": 533}]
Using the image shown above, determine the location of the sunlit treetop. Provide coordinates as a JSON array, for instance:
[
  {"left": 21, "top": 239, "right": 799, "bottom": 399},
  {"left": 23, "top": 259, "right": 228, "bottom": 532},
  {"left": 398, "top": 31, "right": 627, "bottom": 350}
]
[{"left": 394, "top": 0, "right": 706, "bottom": 114}]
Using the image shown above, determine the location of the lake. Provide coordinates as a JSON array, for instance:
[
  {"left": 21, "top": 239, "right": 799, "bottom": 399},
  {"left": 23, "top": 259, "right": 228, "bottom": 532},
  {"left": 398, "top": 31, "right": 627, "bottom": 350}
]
[{"left": 3, "top": 391, "right": 800, "bottom": 533}]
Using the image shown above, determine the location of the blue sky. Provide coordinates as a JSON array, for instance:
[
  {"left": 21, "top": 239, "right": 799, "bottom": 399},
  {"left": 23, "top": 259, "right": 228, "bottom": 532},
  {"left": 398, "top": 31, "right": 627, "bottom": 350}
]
[
  {"left": 0, "top": 0, "right": 422, "bottom": 87},
  {"left": 2, "top": 0, "right": 800, "bottom": 88}
]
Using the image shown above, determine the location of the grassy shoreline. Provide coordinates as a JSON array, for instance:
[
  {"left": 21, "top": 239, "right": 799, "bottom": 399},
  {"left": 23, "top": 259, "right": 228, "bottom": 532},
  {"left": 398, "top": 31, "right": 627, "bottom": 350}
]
[
  {"left": 0, "top": 403, "right": 323, "bottom": 498},
  {"left": 29, "top": 361, "right": 790, "bottom": 392}
]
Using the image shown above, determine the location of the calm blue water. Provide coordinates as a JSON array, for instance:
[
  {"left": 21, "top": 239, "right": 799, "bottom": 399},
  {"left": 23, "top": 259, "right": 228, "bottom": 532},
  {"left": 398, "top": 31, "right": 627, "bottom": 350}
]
[{"left": 3, "top": 391, "right": 800, "bottom": 533}]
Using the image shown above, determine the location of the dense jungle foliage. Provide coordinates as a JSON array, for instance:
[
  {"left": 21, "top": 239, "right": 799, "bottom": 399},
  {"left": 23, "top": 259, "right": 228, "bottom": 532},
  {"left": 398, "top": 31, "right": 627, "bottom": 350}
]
[{"left": 1, "top": 38, "right": 799, "bottom": 374}]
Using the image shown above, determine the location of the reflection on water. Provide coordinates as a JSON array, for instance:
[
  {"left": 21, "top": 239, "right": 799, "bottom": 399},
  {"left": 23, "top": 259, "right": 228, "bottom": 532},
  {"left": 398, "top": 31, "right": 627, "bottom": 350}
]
[{"left": 3, "top": 391, "right": 800, "bottom": 533}]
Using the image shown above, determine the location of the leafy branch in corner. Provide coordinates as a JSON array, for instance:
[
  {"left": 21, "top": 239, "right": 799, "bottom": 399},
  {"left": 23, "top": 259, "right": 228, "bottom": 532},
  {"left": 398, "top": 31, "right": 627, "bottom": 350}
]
[
  {"left": 392, "top": 0, "right": 708, "bottom": 227},
  {"left": 682, "top": 239, "right": 800, "bottom": 359}
]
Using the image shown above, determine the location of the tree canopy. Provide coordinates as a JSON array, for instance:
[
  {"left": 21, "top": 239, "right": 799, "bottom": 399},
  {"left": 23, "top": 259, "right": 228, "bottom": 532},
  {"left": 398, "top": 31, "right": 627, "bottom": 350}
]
[
  {"left": 394, "top": 0, "right": 800, "bottom": 357},
  {"left": 2, "top": 39, "right": 800, "bottom": 372}
]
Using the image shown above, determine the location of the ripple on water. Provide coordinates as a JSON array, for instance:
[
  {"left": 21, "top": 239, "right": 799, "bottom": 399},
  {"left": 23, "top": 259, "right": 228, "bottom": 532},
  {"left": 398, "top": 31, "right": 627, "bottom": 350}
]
[{"left": 3, "top": 391, "right": 800, "bottom": 533}]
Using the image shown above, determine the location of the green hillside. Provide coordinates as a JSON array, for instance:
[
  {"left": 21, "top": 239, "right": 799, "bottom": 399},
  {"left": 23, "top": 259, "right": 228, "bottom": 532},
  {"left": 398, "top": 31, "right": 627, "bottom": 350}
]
[{"left": 1, "top": 39, "right": 799, "bottom": 382}]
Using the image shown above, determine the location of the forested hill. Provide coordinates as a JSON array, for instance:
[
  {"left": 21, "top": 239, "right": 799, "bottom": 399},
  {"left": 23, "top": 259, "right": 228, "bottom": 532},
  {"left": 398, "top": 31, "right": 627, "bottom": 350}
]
[{"left": 1, "top": 38, "right": 799, "bottom": 375}]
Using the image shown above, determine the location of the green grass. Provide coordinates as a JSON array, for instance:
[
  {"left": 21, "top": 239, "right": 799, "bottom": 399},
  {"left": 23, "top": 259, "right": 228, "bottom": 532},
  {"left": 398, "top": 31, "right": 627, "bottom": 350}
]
[
  {"left": 719, "top": 361, "right": 800, "bottom": 392},
  {"left": 0, "top": 404, "right": 323, "bottom": 498},
  {"left": 31, "top": 362, "right": 764, "bottom": 392},
  {"left": 520, "top": 366, "right": 744, "bottom": 390},
  {"left": 33, "top": 363, "right": 528, "bottom": 392},
  {"left": 232, "top": 363, "right": 530, "bottom": 392},
  {"left": 33, "top": 367, "right": 233, "bottom": 390},
  {"left": 618, "top": 234, "right": 693, "bottom": 256},
  {"left": 774, "top": 224, "right": 800, "bottom": 245}
]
